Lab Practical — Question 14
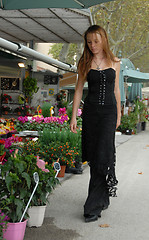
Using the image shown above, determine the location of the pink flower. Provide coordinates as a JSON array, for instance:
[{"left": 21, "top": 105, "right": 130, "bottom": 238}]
[
  {"left": 18, "top": 116, "right": 28, "bottom": 123},
  {"left": 14, "top": 149, "right": 18, "bottom": 158},
  {"left": 37, "top": 158, "right": 45, "bottom": 170},
  {"left": 42, "top": 168, "right": 49, "bottom": 172},
  {"left": 36, "top": 156, "right": 49, "bottom": 172},
  {"left": 77, "top": 108, "right": 82, "bottom": 117},
  {"left": 58, "top": 107, "right": 66, "bottom": 116}
]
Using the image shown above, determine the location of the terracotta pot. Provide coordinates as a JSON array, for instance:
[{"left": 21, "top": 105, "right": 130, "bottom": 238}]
[{"left": 57, "top": 165, "right": 66, "bottom": 177}]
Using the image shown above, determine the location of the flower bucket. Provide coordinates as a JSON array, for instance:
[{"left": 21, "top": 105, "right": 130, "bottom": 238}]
[
  {"left": 27, "top": 205, "right": 46, "bottom": 227},
  {"left": 3, "top": 219, "right": 27, "bottom": 240},
  {"left": 57, "top": 165, "right": 66, "bottom": 178}
]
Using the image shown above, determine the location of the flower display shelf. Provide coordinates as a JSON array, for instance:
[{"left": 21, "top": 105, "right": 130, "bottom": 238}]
[
  {"left": 0, "top": 130, "right": 17, "bottom": 139},
  {"left": 17, "top": 131, "right": 42, "bottom": 137}
]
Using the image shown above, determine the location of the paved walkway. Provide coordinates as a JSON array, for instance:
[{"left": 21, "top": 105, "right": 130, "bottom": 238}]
[{"left": 24, "top": 124, "right": 149, "bottom": 240}]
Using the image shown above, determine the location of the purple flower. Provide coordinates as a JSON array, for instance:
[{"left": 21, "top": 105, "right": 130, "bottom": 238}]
[
  {"left": 18, "top": 116, "right": 28, "bottom": 123},
  {"left": 9, "top": 149, "right": 14, "bottom": 153},
  {"left": 0, "top": 210, "right": 10, "bottom": 225}
]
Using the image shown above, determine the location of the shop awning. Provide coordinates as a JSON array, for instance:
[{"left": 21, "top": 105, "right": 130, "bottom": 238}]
[
  {"left": 128, "top": 83, "right": 142, "bottom": 102},
  {"left": 0, "top": 8, "right": 92, "bottom": 43},
  {"left": 0, "top": 0, "right": 115, "bottom": 10},
  {"left": 123, "top": 69, "right": 149, "bottom": 83}
]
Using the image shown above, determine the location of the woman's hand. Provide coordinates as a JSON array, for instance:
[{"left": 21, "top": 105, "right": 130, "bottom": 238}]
[
  {"left": 116, "top": 116, "right": 121, "bottom": 129},
  {"left": 70, "top": 118, "right": 77, "bottom": 133}
]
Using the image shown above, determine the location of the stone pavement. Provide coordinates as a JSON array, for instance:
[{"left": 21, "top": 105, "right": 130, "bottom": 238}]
[{"left": 24, "top": 124, "right": 149, "bottom": 240}]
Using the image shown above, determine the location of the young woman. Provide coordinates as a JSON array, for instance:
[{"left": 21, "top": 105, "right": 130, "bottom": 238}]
[{"left": 70, "top": 25, "right": 121, "bottom": 223}]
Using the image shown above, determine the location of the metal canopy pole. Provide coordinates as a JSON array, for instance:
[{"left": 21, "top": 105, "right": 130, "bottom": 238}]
[{"left": 0, "top": 37, "right": 77, "bottom": 72}]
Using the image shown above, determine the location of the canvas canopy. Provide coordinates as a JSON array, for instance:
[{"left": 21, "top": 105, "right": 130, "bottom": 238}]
[
  {"left": 0, "top": 0, "right": 115, "bottom": 10},
  {"left": 123, "top": 69, "right": 149, "bottom": 83}
]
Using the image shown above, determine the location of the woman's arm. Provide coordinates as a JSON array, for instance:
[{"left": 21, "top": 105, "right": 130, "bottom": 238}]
[
  {"left": 114, "top": 61, "right": 121, "bottom": 129},
  {"left": 70, "top": 72, "right": 85, "bottom": 133}
]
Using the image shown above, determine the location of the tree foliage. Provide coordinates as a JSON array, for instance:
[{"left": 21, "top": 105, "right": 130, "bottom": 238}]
[
  {"left": 49, "top": 0, "right": 149, "bottom": 72},
  {"left": 49, "top": 43, "right": 78, "bottom": 65},
  {"left": 91, "top": 0, "right": 149, "bottom": 71}
]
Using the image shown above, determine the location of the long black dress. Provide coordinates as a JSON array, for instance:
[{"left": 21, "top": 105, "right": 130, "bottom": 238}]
[{"left": 82, "top": 68, "right": 118, "bottom": 217}]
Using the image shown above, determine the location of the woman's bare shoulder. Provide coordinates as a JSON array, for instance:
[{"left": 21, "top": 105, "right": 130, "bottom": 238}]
[
  {"left": 114, "top": 57, "right": 120, "bottom": 62},
  {"left": 113, "top": 57, "right": 120, "bottom": 70}
]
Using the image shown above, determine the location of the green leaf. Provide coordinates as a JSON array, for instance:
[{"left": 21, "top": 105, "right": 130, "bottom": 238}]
[
  {"left": 20, "top": 188, "right": 28, "bottom": 199},
  {"left": 5, "top": 175, "right": 12, "bottom": 191},
  {"left": 22, "top": 172, "right": 31, "bottom": 189},
  {"left": 14, "top": 198, "right": 24, "bottom": 219},
  {"left": 15, "top": 161, "right": 25, "bottom": 173}
]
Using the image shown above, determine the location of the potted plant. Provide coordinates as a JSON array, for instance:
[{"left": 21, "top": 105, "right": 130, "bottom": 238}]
[
  {"left": 41, "top": 102, "right": 52, "bottom": 117},
  {"left": 133, "top": 97, "right": 147, "bottom": 132},
  {"left": 38, "top": 127, "right": 82, "bottom": 177},
  {"left": 23, "top": 76, "right": 39, "bottom": 104},
  {"left": 26, "top": 155, "right": 58, "bottom": 227},
  {"left": 2, "top": 105, "right": 11, "bottom": 115},
  {"left": 117, "top": 112, "right": 138, "bottom": 135},
  {"left": 56, "top": 90, "right": 68, "bottom": 109},
  {"left": 14, "top": 106, "right": 24, "bottom": 115},
  {"left": 0, "top": 147, "right": 59, "bottom": 236},
  {"left": 0, "top": 149, "right": 29, "bottom": 240},
  {"left": 2, "top": 94, "right": 12, "bottom": 103}
]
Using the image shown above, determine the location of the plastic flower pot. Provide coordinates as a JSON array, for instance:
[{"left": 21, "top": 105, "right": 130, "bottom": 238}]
[
  {"left": 3, "top": 219, "right": 27, "bottom": 240},
  {"left": 27, "top": 205, "right": 46, "bottom": 227}
]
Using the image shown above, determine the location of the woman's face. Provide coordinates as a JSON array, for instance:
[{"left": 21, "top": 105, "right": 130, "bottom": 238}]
[{"left": 86, "top": 32, "right": 103, "bottom": 55}]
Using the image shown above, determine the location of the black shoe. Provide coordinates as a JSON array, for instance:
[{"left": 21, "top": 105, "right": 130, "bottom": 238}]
[
  {"left": 102, "top": 205, "right": 108, "bottom": 210},
  {"left": 85, "top": 215, "right": 98, "bottom": 223}
]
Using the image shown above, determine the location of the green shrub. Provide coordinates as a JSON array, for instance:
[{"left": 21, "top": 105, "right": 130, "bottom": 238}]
[{"left": 41, "top": 102, "right": 52, "bottom": 117}]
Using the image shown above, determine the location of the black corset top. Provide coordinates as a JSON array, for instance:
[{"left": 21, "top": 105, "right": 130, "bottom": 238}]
[{"left": 85, "top": 68, "right": 116, "bottom": 106}]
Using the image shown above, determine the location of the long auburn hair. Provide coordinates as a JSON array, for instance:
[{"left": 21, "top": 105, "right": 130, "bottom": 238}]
[{"left": 78, "top": 25, "right": 117, "bottom": 81}]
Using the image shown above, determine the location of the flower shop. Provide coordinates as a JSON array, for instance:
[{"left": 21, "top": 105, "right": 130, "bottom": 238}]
[
  {"left": 0, "top": 54, "right": 149, "bottom": 239},
  {"left": 0, "top": 100, "right": 83, "bottom": 239}
]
